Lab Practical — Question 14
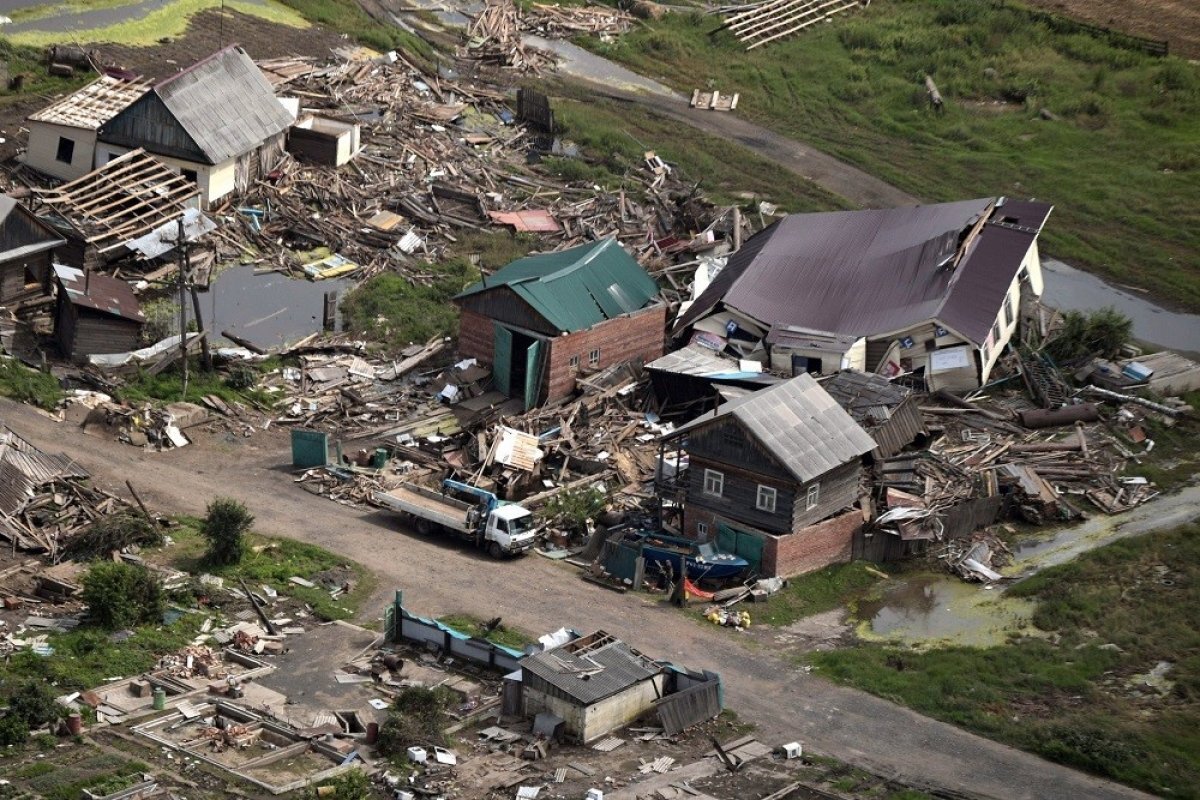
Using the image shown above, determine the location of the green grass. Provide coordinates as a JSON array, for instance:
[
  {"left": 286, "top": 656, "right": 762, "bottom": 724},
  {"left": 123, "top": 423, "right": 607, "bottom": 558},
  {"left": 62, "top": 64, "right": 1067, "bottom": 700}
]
[
  {"left": 1, "top": 618, "right": 199, "bottom": 692},
  {"left": 277, "top": 0, "right": 434, "bottom": 61},
  {"left": 583, "top": 0, "right": 1200, "bottom": 310},
  {"left": 743, "top": 561, "right": 889, "bottom": 627},
  {"left": 341, "top": 232, "right": 532, "bottom": 350},
  {"left": 811, "top": 523, "right": 1200, "bottom": 797},
  {"left": 436, "top": 613, "right": 534, "bottom": 650},
  {"left": 0, "top": 39, "right": 89, "bottom": 107},
  {"left": 114, "top": 359, "right": 273, "bottom": 408},
  {"left": 24, "top": 753, "right": 148, "bottom": 800},
  {"left": 1122, "top": 390, "right": 1200, "bottom": 492},
  {"left": 163, "top": 519, "right": 376, "bottom": 621},
  {"left": 0, "top": 358, "right": 62, "bottom": 409},
  {"left": 549, "top": 91, "right": 851, "bottom": 213},
  {"left": 4, "top": 0, "right": 308, "bottom": 47}
]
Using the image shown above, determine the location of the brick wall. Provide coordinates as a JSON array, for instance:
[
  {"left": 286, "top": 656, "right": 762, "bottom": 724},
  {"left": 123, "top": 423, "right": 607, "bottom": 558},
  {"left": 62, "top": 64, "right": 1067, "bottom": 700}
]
[
  {"left": 684, "top": 506, "right": 719, "bottom": 542},
  {"left": 458, "top": 307, "right": 495, "bottom": 364},
  {"left": 544, "top": 304, "right": 667, "bottom": 402},
  {"left": 764, "top": 509, "right": 862, "bottom": 578}
]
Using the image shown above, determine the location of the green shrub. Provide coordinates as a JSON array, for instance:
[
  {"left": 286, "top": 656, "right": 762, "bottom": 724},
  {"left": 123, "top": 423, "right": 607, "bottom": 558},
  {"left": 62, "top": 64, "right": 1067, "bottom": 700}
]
[
  {"left": 7, "top": 682, "right": 63, "bottom": 729},
  {"left": 64, "top": 513, "right": 163, "bottom": 560},
  {"left": 305, "top": 769, "right": 372, "bottom": 800},
  {"left": 81, "top": 562, "right": 164, "bottom": 630},
  {"left": 202, "top": 497, "right": 254, "bottom": 566},
  {"left": 377, "top": 686, "right": 455, "bottom": 754},
  {"left": 541, "top": 486, "right": 607, "bottom": 535},
  {"left": 1045, "top": 307, "right": 1132, "bottom": 361},
  {"left": 0, "top": 714, "right": 29, "bottom": 746}
]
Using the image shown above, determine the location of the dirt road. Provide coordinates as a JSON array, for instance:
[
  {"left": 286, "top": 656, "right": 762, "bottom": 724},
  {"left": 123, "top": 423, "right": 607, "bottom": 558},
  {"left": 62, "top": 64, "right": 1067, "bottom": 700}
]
[{"left": 0, "top": 399, "right": 1151, "bottom": 800}]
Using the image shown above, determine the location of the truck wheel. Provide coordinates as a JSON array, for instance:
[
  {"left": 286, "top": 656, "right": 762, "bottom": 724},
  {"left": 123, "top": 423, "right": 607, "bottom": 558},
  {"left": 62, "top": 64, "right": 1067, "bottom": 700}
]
[
  {"left": 416, "top": 518, "right": 435, "bottom": 536},
  {"left": 488, "top": 542, "right": 504, "bottom": 559}
]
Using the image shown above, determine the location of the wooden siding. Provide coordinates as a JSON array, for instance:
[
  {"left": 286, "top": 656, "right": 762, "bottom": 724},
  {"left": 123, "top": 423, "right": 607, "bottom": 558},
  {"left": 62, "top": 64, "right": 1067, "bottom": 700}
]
[
  {"left": 685, "top": 455, "right": 796, "bottom": 535},
  {"left": 100, "top": 92, "right": 210, "bottom": 164},
  {"left": 455, "top": 285, "right": 558, "bottom": 336},
  {"left": 56, "top": 300, "right": 141, "bottom": 358},
  {"left": 791, "top": 459, "right": 862, "bottom": 530},
  {"left": 684, "top": 416, "right": 793, "bottom": 482},
  {"left": 866, "top": 396, "right": 925, "bottom": 458},
  {"left": 0, "top": 251, "right": 52, "bottom": 304}
]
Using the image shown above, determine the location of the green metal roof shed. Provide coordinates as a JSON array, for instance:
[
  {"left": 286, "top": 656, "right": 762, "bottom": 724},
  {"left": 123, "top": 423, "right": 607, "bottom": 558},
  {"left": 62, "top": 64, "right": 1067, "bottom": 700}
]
[{"left": 454, "top": 238, "right": 659, "bottom": 333}]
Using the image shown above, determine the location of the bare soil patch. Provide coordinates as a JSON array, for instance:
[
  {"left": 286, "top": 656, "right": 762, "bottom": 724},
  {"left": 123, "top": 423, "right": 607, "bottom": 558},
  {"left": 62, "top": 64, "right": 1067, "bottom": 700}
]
[{"left": 1021, "top": 0, "right": 1200, "bottom": 59}]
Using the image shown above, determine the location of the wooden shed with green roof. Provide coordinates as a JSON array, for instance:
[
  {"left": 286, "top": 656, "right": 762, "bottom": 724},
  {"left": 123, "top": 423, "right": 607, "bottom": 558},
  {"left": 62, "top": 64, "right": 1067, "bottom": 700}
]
[{"left": 454, "top": 237, "right": 665, "bottom": 408}]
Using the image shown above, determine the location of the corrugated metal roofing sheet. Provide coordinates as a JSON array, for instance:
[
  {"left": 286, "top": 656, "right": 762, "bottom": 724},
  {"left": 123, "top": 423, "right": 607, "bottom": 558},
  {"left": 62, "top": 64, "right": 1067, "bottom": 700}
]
[
  {"left": 0, "top": 426, "right": 90, "bottom": 515},
  {"left": 455, "top": 238, "right": 659, "bottom": 333},
  {"left": 520, "top": 632, "right": 661, "bottom": 705},
  {"left": 672, "top": 373, "right": 876, "bottom": 483},
  {"left": 152, "top": 45, "right": 293, "bottom": 164},
  {"left": 677, "top": 198, "right": 1053, "bottom": 346},
  {"left": 54, "top": 264, "right": 145, "bottom": 322}
]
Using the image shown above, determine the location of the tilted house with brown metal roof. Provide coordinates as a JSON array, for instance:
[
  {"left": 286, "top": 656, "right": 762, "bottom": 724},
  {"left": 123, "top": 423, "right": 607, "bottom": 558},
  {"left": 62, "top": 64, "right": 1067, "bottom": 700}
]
[
  {"left": 675, "top": 198, "right": 1053, "bottom": 391},
  {"left": 97, "top": 45, "right": 294, "bottom": 207},
  {"left": 659, "top": 373, "right": 876, "bottom": 578}
]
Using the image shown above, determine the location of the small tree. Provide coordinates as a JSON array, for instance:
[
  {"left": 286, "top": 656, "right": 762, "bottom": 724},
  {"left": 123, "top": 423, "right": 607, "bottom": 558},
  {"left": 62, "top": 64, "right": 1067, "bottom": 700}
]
[
  {"left": 376, "top": 686, "right": 454, "bottom": 756},
  {"left": 1046, "top": 307, "right": 1133, "bottom": 362},
  {"left": 202, "top": 497, "right": 254, "bottom": 566},
  {"left": 81, "top": 562, "right": 164, "bottom": 630},
  {"left": 541, "top": 486, "right": 607, "bottom": 536},
  {"left": 0, "top": 714, "right": 29, "bottom": 746},
  {"left": 8, "top": 682, "right": 62, "bottom": 730}
]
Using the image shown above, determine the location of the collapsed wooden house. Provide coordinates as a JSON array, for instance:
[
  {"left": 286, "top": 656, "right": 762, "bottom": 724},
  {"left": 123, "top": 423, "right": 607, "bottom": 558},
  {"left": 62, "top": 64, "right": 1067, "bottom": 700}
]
[
  {"left": 31, "top": 148, "right": 201, "bottom": 270},
  {"left": 821, "top": 370, "right": 925, "bottom": 458},
  {"left": 0, "top": 196, "right": 65, "bottom": 306}
]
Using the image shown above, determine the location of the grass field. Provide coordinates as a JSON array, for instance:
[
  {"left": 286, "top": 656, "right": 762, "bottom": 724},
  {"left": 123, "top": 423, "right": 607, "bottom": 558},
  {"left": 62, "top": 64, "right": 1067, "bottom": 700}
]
[
  {"left": 584, "top": 0, "right": 1200, "bottom": 310},
  {"left": 811, "top": 523, "right": 1200, "bottom": 797},
  {"left": 4, "top": 0, "right": 309, "bottom": 47}
]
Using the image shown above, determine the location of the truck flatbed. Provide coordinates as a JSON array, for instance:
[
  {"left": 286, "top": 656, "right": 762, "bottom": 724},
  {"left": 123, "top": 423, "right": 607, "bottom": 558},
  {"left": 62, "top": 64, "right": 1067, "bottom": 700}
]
[{"left": 376, "top": 484, "right": 475, "bottom": 534}]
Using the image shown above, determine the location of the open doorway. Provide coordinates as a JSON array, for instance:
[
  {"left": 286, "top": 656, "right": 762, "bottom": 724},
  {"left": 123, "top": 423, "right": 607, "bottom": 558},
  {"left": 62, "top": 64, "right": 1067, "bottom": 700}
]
[{"left": 493, "top": 324, "right": 546, "bottom": 410}]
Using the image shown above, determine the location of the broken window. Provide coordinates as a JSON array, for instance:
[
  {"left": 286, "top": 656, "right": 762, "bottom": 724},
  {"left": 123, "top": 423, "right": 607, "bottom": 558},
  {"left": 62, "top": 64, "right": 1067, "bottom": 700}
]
[
  {"left": 805, "top": 483, "right": 820, "bottom": 511},
  {"left": 756, "top": 485, "right": 777, "bottom": 513},
  {"left": 703, "top": 469, "right": 724, "bottom": 498},
  {"left": 182, "top": 169, "right": 198, "bottom": 184},
  {"left": 22, "top": 265, "right": 39, "bottom": 290},
  {"left": 55, "top": 136, "right": 75, "bottom": 164}
]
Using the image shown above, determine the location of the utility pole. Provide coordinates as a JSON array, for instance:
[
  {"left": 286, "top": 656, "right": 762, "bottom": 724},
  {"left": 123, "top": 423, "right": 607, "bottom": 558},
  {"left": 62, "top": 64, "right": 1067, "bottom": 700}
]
[{"left": 177, "top": 218, "right": 189, "bottom": 399}]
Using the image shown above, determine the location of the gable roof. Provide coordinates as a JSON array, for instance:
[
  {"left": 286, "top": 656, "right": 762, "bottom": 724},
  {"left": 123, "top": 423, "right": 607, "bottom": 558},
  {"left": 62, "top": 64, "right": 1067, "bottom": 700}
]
[
  {"left": 455, "top": 237, "right": 659, "bottom": 333},
  {"left": 0, "top": 196, "right": 64, "bottom": 261},
  {"left": 676, "top": 198, "right": 1052, "bottom": 346},
  {"left": 519, "top": 631, "right": 662, "bottom": 705},
  {"left": 99, "top": 45, "right": 292, "bottom": 164},
  {"left": 673, "top": 372, "right": 875, "bottom": 483},
  {"left": 28, "top": 75, "right": 150, "bottom": 130},
  {"left": 54, "top": 264, "right": 145, "bottom": 323}
]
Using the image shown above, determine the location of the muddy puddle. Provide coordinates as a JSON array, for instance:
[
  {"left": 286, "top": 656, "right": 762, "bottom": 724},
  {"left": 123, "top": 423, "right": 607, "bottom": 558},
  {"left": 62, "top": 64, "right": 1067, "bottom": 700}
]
[
  {"left": 200, "top": 266, "right": 352, "bottom": 352},
  {"left": 856, "top": 482, "right": 1200, "bottom": 648}
]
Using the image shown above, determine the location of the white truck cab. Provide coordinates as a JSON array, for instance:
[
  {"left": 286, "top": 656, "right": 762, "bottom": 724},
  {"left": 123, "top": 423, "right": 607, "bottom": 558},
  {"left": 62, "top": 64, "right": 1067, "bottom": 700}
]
[{"left": 486, "top": 505, "right": 539, "bottom": 555}]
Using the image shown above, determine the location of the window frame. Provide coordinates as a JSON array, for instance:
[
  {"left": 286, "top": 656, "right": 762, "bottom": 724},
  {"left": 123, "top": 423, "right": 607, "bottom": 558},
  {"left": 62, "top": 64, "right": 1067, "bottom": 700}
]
[
  {"left": 568, "top": 354, "right": 581, "bottom": 370},
  {"left": 696, "top": 521, "right": 709, "bottom": 537},
  {"left": 702, "top": 468, "right": 724, "bottom": 498},
  {"left": 805, "top": 483, "right": 820, "bottom": 511},
  {"left": 755, "top": 484, "right": 777, "bottom": 513},
  {"left": 55, "top": 136, "right": 75, "bottom": 164},
  {"left": 588, "top": 347, "right": 601, "bottom": 367},
  {"left": 1004, "top": 295, "right": 1015, "bottom": 328}
]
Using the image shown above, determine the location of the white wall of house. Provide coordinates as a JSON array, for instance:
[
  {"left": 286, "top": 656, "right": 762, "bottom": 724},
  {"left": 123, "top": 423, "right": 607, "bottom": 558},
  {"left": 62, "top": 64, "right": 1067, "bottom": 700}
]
[
  {"left": 25, "top": 122, "right": 97, "bottom": 181},
  {"left": 94, "top": 142, "right": 233, "bottom": 207},
  {"left": 978, "top": 241, "right": 1042, "bottom": 381}
]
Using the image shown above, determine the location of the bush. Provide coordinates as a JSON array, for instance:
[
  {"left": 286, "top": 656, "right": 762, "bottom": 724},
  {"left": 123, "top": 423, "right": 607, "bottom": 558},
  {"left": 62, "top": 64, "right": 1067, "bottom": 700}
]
[
  {"left": 1045, "top": 307, "right": 1132, "bottom": 362},
  {"left": 7, "top": 682, "right": 62, "bottom": 729},
  {"left": 305, "top": 769, "right": 372, "bottom": 800},
  {"left": 81, "top": 562, "right": 164, "bottom": 630},
  {"left": 0, "top": 714, "right": 29, "bottom": 746},
  {"left": 541, "top": 486, "right": 607, "bottom": 536},
  {"left": 376, "top": 686, "right": 455, "bottom": 755},
  {"left": 64, "top": 513, "right": 162, "bottom": 560},
  {"left": 202, "top": 497, "right": 254, "bottom": 566}
]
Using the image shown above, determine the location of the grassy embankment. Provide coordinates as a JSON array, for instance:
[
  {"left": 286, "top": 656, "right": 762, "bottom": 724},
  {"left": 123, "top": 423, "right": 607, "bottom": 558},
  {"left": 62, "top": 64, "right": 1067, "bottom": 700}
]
[
  {"left": 436, "top": 613, "right": 535, "bottom": 650},
  {"left": 583, "top": 0, "right": 1200, "bottom": 310},
  {"left": 811, "top": 523, "right": 1200, "bottom": 797}
]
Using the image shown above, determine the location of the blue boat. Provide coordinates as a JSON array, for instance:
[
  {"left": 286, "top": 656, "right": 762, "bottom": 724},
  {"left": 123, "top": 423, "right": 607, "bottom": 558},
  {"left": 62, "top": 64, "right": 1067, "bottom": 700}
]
[{"left": 634, "top": 532, "right": 749, "bottom": 581}]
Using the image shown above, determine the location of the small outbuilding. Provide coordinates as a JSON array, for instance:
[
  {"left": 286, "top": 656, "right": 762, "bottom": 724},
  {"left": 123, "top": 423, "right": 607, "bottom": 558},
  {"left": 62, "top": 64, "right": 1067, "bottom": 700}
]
[
  {"left": 0, "top": 197, "right": 65, "bottom": 306},
  {"left": 821, "top": 370, "right": 924, "bottom": 458},
  {"left": 659, "top": 372, "right": 876, "bottom": 578},
  {"left": 54, "top": 265, "right": 145, "bottom": 358},
  {"left": 519, "top": 631, "right": 665, "bottom": 744},
  {"left": 287, "top": 113, "right": 361, "bottom": 167},
  {"left": 454, "top": 238, "right": 665, "bottom": 409}
]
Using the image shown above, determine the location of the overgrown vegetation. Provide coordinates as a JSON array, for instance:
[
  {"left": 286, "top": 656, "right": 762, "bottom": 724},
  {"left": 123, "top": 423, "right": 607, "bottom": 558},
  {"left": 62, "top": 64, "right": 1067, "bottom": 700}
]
[
  {"left": 63, "top": 513, "right": 163, "bottom": 560},
  {"left": 811, "top": 524, "right": 1200, "bottom": 797},
  {"left": 549, "top": 90, "right": 849, "bottom": 213},
  {"left": 377, "top": 686, "right": 457, "bottom": 755},
  {"left": 0, "top": 39, "right": 89, "bottom": 107},
  {"left": 163, "top": 519, "right": 375, "bottom": 621},
  {"left": 436, "top": 613, "right": 534, "bottom": 650},
  {"left": 540, "top": 485, "right": 607, "bottom": 536},
  {"left": 0, "top": 682, "right": 63, "bottom": 745},
  {"left": 305, "top": 768, "right": 372, "bottom": 800},
  {"left": 340, "top": 232, "right": 529, "bottom": 349},
  {"left": 0, "top": 358, "right": 62, "bottom": 409},
  {"left": 81, "top": 561, "right": 166, "bottom": 630},
  {"left": 750, "top": 562, "right": 890, "bottom": 627},
  {"left": 115, "top": 359, "right": 273, "bottom": 407},
  {"left": 585, "top": 0, "right": 1200, "bottom": 309},
  {"left": 201, "top": 497, "right": 254, "bottom": 566},
  {"left": 1045, "top": 306, "right": 1133, "bottom": 362}
]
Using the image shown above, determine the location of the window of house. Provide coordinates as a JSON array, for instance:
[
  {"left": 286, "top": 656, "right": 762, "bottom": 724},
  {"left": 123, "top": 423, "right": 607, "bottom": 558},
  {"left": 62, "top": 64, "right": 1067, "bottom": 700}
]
[
  {"left": 569, "top": 354, "right": 580, "bottom": 370},
  {"left": 991, "top": 322, "right": 1002, "bottom": 345},
  {"left": 588, "top": 348, "right": 600, "bottom": 367},
  {"left": 22, "top": 265, "right": 40, "bottom": 290},
  {"left": 805, "top": 483, "right": 820, "bottom": 510},
  {"left": 696, "top": 521, "right": 709, "bottom": 537},
  {"left": 182, "top": 169, "right": 198, "bottom": 184},
  {"left": 55, "top": 137, "right": 75, "bottom": 164},
  {"left": 756, "top": 485, "right": 777, "bottom": 513},
  {"left": 1004, "top": 295, "right": 1014, "bottom": 328},
  {"left": 703, "top": 469, "right": 724, "bottom": 498}
]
